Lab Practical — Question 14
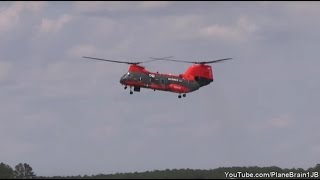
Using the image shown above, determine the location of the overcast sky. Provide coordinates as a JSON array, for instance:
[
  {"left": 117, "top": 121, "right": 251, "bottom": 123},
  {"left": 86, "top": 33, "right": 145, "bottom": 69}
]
[{"left": 1, "top": 1, "right": 320, "bottom": 177}]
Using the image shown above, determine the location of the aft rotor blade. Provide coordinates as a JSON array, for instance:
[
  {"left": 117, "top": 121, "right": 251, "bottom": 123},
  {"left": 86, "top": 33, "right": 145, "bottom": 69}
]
[
  {"left": 199, "top": 58, "right": 233, "bottom": 64},
  {"left": 150, "top": 57, "right": 233, "bottom": 64}
]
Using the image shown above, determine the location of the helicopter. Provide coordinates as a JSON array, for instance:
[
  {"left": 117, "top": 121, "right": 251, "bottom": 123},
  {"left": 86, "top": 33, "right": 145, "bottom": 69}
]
[{"left": 83, "top": 56, "right": 232, "bottom": 98}]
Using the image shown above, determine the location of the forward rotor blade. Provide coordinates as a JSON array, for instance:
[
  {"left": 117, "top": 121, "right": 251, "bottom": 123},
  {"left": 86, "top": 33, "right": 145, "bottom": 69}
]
[
  {"left": 149, "top": 56, "right": 174, "bottom": 60},
  {"left": 83, "top": 56, "right": 134, "bottom": 64},
  {"left": 83, "top": 56, "right": 159, "bottom": 65}
]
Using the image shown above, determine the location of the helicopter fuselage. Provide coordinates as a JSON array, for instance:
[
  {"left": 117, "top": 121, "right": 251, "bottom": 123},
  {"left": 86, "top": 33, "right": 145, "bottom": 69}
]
[
  {"left": 82, "top": 56, "right": 232, "bottom": 98},
  {"left": 120, "top": 64, "right": 213, "bottom": 97}
]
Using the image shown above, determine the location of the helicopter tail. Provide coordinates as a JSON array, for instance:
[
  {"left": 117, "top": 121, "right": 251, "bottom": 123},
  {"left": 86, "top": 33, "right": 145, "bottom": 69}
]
[{"left": 183, "top": 64, "right": 214, "bottom": 86}]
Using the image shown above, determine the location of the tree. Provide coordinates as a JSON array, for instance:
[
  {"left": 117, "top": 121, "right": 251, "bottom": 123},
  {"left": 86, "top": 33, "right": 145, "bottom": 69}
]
[
  {"left": 0, "top": 162, "right": 14, "bottom": 179},
  {"left": 14, "top": 163, "right": 36, "bottom": 179}
]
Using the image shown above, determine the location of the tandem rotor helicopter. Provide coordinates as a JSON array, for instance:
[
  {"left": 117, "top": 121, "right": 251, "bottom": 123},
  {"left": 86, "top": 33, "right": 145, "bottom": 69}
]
[{"left": 83, "top": 56, "right": 232, "bottom": 98}]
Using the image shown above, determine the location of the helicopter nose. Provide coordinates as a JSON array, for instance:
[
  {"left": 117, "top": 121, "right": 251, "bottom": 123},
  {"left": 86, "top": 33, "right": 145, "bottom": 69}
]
[{"left": 120, "top": 76, "right": 125, "bottom": 84}]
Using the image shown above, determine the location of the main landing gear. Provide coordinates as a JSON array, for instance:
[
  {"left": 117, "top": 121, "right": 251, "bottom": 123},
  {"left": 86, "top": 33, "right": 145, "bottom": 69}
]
[
  {"left": 124, "top": 86, "right": 133, "bottom": 94},
  {"left": 129, "top": 86, "right": 133, "bottom": 95},
  {"left": 178, "top": 94, "right": 186, "bottom": 98}
]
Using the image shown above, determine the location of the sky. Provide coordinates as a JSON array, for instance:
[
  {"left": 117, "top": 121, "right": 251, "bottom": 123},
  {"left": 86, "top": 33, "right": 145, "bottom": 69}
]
[{"left": 0, "top": 1, "right": 320, "bottom": 177}]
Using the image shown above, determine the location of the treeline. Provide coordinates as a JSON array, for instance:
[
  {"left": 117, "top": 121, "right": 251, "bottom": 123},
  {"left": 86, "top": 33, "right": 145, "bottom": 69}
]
[
  {"left": 38, "top": 164, "right": 320, "bottom": 179},
  {"left": 0, "top": 163, "right": 36, "bottom": 179},
  {"left": 1, "top": 162, "right": 320, "bottom": 179}
]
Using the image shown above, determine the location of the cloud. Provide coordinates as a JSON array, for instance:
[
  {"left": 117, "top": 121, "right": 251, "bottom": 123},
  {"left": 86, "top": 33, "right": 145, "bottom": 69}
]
[
  {"left": 39, "top": 14, "right": 72, "bottom": 33},
  {"left": 0, "top": 2, "right": 25, "bottom": 33},
  {"left": 67, "top": 44, "right": 97, "bottom": 58},
  {"left": 153, "top": 15, "right": 258, "bottom": 43},
  {"left": 248, "top": 114, "right": 293, "bottom": 133},
  {"left": 173, "top": 15, "right": 201, "bottom": 29},
  {"left": 312, "top": 145, "right": 320, "bottom": 155},
  {"left": 0, "top": 62, "right": 11, "bottom": 81},
  {"left": 73, "top": 1, "right": 172, "bottom": 14},
  {"left": 0, "top": 2, "right": 46, "bottom": 33},
  {"left": 138, "top": 1, "right": 172, "bottom": 9},
  {"left": 284, "top": 2, "right": 320, "bottom": 14},
  {"left": 268, "top": 114, "right": 291, "bottom": 129},
  {"left": 19, "top": 1, "right": 48, "bottom": 13},
  {"left": 199, "top": 16, "right": 258, "bottom": 42},
  {"left": 73, "top": 2, "right": 134, "bottom": 13}
]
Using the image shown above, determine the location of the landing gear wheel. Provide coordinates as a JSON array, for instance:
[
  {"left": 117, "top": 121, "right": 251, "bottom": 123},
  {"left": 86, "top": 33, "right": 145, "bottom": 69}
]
[
  {"left": 178, "top": 95, "right": 182, "bottom": 98},
  {"left": 124, "top": 86, "right": 127, "bottom": 89},
  {"left": 130, "top": 91, "right": 133, "bottom": 95},
  {"left": 183, "top": 94, "right": 186, "bottom": 97}
]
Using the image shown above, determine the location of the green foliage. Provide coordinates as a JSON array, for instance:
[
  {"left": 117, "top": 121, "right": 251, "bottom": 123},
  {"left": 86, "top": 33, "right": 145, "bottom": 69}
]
[
  {"left": 14, "top": 163, "right": 36, "bottom": 179},
  {"left": 0, "top": 162, "right": 14, "bottom": 179},
  {"left": 36, "top": 164, "right": 320, "bottom": 179},
  {"left": 2, "top": 162, "right": 320, "bottom": 179}
]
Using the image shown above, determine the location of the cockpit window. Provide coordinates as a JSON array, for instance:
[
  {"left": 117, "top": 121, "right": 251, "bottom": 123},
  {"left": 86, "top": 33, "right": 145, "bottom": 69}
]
[
  {"left": 125, "top": 72, "right": 131, "bottom": 78},
  {"left": 122, "top": 72, "right": 131, "bottom": 79}
]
